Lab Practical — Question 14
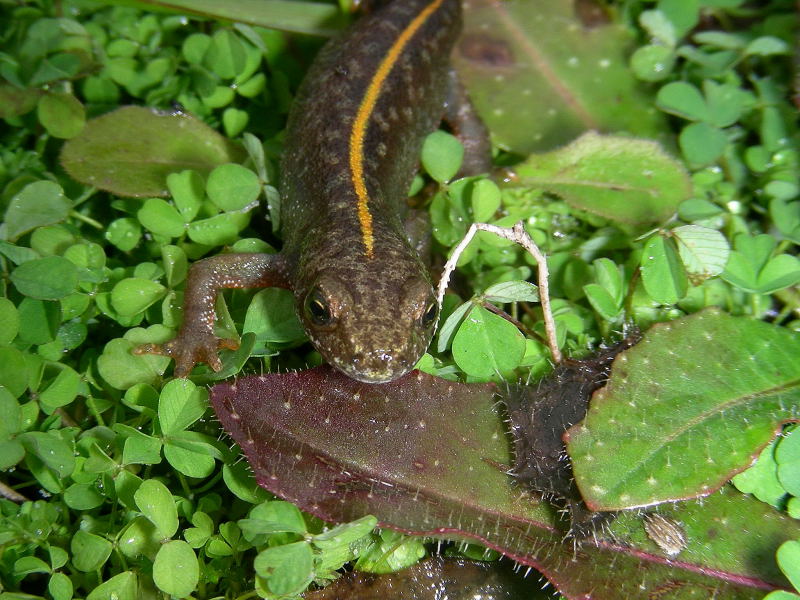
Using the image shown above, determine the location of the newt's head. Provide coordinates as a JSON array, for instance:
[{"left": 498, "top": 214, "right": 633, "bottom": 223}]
[{"left": 297, "top": 267, "right": 438, "bottom": 383}]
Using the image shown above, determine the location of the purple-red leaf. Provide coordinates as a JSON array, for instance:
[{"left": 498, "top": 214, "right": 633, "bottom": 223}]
[{"left": 211, "top": 366, "right": 797, "bottom": 599}]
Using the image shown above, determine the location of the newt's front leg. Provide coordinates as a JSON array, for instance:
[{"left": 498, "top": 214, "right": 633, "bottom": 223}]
[{"left": 135, "top": 252, "right": 293, "bottom": 377}]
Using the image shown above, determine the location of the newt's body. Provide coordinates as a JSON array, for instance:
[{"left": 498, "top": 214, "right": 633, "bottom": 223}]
[{"left": 140, "top": 0, "right": 468, "bottom": 383}]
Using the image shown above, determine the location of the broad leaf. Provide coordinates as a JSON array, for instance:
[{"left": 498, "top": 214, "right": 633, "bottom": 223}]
[
  {"left": 211, "top": 365, "right": 797, "bottom": 599},
  {"left": 98, "top": 0, "right": 346, "bottom": 36},
  {"left": 513, "top": 132, "right": 691, "bottom": 225},
  {"left": 452, "top": 0, "right": 666, "bottom": 153},
  {"left": 567, "top": 310, "right": 800, "bottom": 510},
  {"left": 61, "top": 106, "right": 243, "bottom": 197}
]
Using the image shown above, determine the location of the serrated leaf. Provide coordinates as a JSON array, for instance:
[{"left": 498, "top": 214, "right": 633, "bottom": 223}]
[
  {"left": 61, "top": 106, "right": 243, "bottom": 198},
  {"left": 514, "top": 132, "right": 690, "bottom": 225},
  {"left": 566, "top": 310, "right": 800, "bottom": 510}
]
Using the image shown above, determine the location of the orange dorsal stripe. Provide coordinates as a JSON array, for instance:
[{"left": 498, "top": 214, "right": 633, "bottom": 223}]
[{"left": 349, "top": 0, "right": 445, "bottom": 259}]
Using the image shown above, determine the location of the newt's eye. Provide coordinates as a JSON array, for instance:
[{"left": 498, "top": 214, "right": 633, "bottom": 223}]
[
  {"left": 305, "top": 288, "right": 334, "bottom": 327},
  {"left": 420, "top": 301, "right": 438, "bottom": 328}
]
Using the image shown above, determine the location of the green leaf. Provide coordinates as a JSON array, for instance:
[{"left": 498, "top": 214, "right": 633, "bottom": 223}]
[
  {"left": 10, "top": 256, "right": 78, "bottom": 300},
  {"left": 451, "top": 305, "right": 526, "bottom": 378},
  {"left": 703, "top": 80, "right": 751, "bottom": 128},
  {"left": 134, "top": 479, "right": 178, "bottom": 539},
  {"left": 436, "top": 301, "right": 474, "bottom": 353},
  {"left": 121, "top": 427, "right": 163, "bottom": 465},
  {"left": 206, "top": 163, "right": 260, "bottom": 211},
  {"left": 470, "top": 178, "right": 501, "bottom": 221},
  {"left": 639, "top": 10, "right": 676, "bottom": 46},
  {"left": 110, "top": 278, "right": 167, "bottom": 316},
  {"left": 239, "top": 501, "right": 308, "bottom": 545},
  {"left": 777, "top": 541, "right": 800, "bottom": 593},
  {"left": 237, "top": 72, "right": 266, "bottom": 98},
  {"left": 483, "top": 280, "right": 538, "bottom": 303},
  {"left": 655, "top": 0, "right": 699, "bottom": 39},
  {"left": 421, "top": 131, "right": 464, "bottom": 184},
  {"left": 566, "top": 310, "right": 800, "bottom": 510},
  {"left": 158, "top": 378, "right": 208, "bottom": 435},
  {"left": 204, "top": 30, "right": 247, "bottom": 79},
  {"left": 721, "top": 233, "right": 800, "bottom": 294},
  {"left": 776, "top": 428, "right": 800, "bottom": 497},
  {"left": 14, "top": 556, "right": 51, "bottom": 575},
  {"left": 182, "top": 32, "right": 211, "bottom": 64},
  {"left": 117, "top": 516, "right": 160, "bottom": 559},
  {"left": 630, "top": 44, "right": 675, "bottom": 82},
  {"left": 71, "top": 530, "right": 113, "bottom": 572},
  {"left": 514, "top": 132, "right": 691, "bottom": 225},
  {"left": 222, "top": 461, "right": 270, "bottom": 504},
  {"left": 161, "top": 245, "right": 188, "bottom": 287},
  {"left": 49, "top": 546, "right": 68, "bottom": 570},
  {"left": 167, "top": 170, "right": 204, "bottom": 222},
  {"left": 17, "top": 298, "right": 60, "bottom": 345},
  {"left": 745, "top": 36, "right": 790, "bottom": 56},
  {"left": 163, "top": 432, "right": 217, "bottom": 478},
  {"left": 86, "top": 571, "right": 138, "bottom": 600},
  {"left": 756, "top": 254, "right": 800, "bottom": 295},
  {"left": 672, "top": 225, "right": 729, "bottom": 282},
  {"left": 243, "top": 288, "right": 306, "bottom": 352},
  {"left": 640, "top": 234, "right": 688, "bottom": 304},
  {"left": 679, "top": 122, "right": 728, "bottom": 167},
  {"left": 153, "top": 540, "right": 199, "bottom": 598},
  {"left": 313, "top": 514, "right": 377, "bottom": 550},
  {"left": 187, "top": 212, "right": 249, "bottom": 245},
  {"left": 0, "top": 297, "right": 19, "bottom": 345},
  {"left": 48, "top": 572, "right": 73, "bottom": 600},
  {"left": 453, "top": 1, "right": 666, "bottom": 154},
  {"left": 97, "top": 329, "right": 171, "bottom": 391},
  {"left": 763, "top": 591, "right": 800, "bottom": 600},
  {"left": 19, "top": 431, "right": 74, "bottom": 478},
  {"left": 223, "top": 107, "right": 249, "bottom": 137},
  {"left": 37, "top": 92, "right": 85, "bottom": 139},
  {"left": 61, "top": 106, "right": 243, "bottom": 198},
  {"left": 656, "top": 81, "right": 708, "bottom": 121},
  {"left": 254, "top": 542, "right": 314, "bottom": 595},
  {"left": 0, "top": 346, "right": 30, "bottom": 398},
  {"left": 0, "top": 83, "right": 42, "bottom": 119},
  {"left": 137, "top": 198, "right": 186, "bottom": 238},
  {"left": 64, "top": 482, "right": 105, "bottom": 510},
  {"left": 354, "top": 529, "right": 426, "bottom": 574},
  {"left": 584, "top": 284, "right": 622, "bottom": 321},
  {"left": 0, "top": 388, "right": 22, "bottom": 439},
  {"left": 4, "top": 181, "right": 71, "bottom": 241},
  {"left": 106, "top": 217, "right": 142, "bottom": 251},
  {"left": 39, "top": 366, "right": 81, "bottom": 412}
]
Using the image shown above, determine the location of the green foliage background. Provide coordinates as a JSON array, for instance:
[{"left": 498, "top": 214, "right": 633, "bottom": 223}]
[{"left": 0, "top": 0, "right": 798, "bottom": 598}]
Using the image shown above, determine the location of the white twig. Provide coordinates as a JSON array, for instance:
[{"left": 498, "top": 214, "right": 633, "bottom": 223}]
[
  {"left": 0, "top": 480, "right": 29, "bottom": 503},
  {"left": 436, "top": 221, "right": 562, "bottom": 364}
]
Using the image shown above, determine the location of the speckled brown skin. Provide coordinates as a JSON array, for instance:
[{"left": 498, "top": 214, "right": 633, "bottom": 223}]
[{"left": 138, "top": 0, "right": 462, "bottom": 382}]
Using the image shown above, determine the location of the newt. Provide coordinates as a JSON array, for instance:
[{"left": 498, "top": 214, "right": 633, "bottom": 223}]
[{"left": 138, "top": 0, "right": 485, "bottom": 383}]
